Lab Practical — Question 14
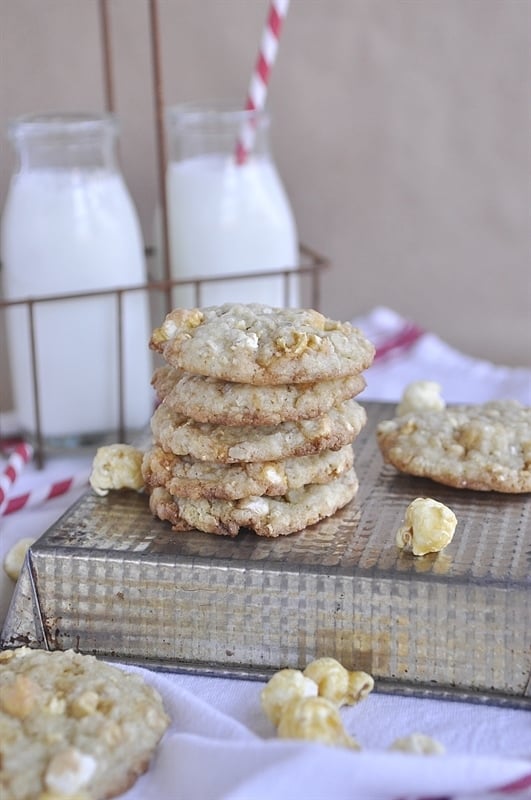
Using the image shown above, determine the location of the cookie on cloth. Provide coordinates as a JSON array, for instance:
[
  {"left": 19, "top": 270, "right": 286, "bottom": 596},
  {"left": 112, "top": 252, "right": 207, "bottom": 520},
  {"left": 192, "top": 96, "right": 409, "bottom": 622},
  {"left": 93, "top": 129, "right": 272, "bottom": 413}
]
[
  {"left": 150, "top": 304, "right": 375, "bottom": 385},
  {"left": 150, "top": 467, "right": 359, "bottom": 537},
  {"left": 377, "top": 400, "right": 531, "bottom": 493},
  {"left": 150, "top": 399, "right": 366, "bottom": 463},
  {"left": 152, "top": 365, "right": 366, "bottom": 426},
  {"left": 142, "top": 443, "right": 354, "bottom": 500},
  {"left": 0, "top": 647, "right": 169, "bottom": 800}
]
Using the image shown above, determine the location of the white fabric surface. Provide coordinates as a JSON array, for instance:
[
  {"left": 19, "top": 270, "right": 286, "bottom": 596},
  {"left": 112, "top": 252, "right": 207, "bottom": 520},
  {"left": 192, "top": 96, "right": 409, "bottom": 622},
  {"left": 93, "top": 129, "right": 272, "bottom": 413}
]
[
  {"left": 356, "top": 306, "right": 531, "bottom": 405},
  {"left": 1, "top": 306, "right": 530, "bottom": 799}
]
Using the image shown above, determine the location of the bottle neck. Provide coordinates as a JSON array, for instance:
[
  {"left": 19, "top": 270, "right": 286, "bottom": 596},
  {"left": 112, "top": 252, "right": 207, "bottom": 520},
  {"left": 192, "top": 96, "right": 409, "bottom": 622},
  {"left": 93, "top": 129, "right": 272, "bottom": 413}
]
[
  {"left": 166, "top": 102, "right": 272, "bottom": 162},
  {"left": 8, "top": 113, "right": 119, "bottom": 172}
]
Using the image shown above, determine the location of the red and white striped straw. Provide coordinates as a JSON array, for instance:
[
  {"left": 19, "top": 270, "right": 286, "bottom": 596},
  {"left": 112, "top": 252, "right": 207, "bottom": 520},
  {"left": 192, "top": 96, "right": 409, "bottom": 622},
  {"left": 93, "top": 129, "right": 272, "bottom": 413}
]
[
  {"left": 235, "top": 0, "right": 291, "bottom": 165},
  {"left": 0, "top": 441, "right": 33, "bottom": 515},
  {"left": 3, "top": 472, "right": 89, "bottom": 516}
]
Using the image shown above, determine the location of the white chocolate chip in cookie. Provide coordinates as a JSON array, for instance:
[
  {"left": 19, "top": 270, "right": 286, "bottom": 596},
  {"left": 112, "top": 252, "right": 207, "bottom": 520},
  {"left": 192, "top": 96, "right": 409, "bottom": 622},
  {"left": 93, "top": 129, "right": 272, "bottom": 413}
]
[
  {"left": 44, "top": 747, "right": 97, "bottom": 795},
  {"left": 396, "top": 497, "right": 457, "bottom": 556},
  {"left": 396, "top": 381, "right": 445, "bottom": 416}
]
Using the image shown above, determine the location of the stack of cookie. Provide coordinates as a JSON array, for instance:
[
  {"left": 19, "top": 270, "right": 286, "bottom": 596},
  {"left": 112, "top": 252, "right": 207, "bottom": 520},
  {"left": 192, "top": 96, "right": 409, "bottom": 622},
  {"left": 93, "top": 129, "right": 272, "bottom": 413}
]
[{"left": 142, "top": 304, "right": 375, "bottom": 537}]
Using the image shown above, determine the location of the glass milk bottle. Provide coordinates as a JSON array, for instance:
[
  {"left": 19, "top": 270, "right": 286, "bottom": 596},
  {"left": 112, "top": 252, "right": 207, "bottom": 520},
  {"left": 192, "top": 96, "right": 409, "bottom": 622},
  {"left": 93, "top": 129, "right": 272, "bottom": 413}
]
[
  {"left": 158, "top": 101, "right": 299, "bottom": 308},
  {"left": 1, "top": 112, "right": 153, "bottom": 443}
]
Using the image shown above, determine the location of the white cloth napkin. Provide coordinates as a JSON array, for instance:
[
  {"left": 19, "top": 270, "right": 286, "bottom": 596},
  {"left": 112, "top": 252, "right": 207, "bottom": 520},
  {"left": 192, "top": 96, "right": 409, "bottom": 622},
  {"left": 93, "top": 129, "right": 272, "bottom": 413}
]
[
  {"left": 354, "top": 306, "right": 531, "bottom": 405},
  {"left": 1, "top": 307, "right": 531, "bottom": 799},
  {"left": 117, "top": 665, "right": 531, "bottom": 800}
]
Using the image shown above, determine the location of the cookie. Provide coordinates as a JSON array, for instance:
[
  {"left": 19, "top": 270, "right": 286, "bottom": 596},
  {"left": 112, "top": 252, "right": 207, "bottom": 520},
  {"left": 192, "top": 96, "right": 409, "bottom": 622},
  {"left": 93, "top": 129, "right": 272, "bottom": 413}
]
[
  {"left": 150, "top": 304, "right": 375, "bottom": 385},
  {"left": 150, "top": 364, "right": 183, "bottom": 401},
  {"left": 377, "top": 400, "right": 531, "bottom": 493},
  {"left": 150, "top": 467, "right": 359, "bottom": 537},
  {"left": 148, "top": 487, "right": 193, "bottom": 531},
  {"left": 150, "top": 399, "right": 366, "bottom": 463},
  {"left": 0, "top": 647, "right": 169, "bottom": 800},
  {"left": 142, "top": 443, "right": 354, "bottom": 500},
  {"left": 152, "top": 366, "right": 366, "bottom": 426}
]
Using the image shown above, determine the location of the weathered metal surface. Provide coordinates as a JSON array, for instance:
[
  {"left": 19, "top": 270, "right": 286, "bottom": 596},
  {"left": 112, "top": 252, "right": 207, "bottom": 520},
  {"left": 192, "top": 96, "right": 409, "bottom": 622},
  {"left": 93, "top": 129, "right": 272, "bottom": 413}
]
[{"left": 2, "top": 403, "right": 529, "bottom": 708}]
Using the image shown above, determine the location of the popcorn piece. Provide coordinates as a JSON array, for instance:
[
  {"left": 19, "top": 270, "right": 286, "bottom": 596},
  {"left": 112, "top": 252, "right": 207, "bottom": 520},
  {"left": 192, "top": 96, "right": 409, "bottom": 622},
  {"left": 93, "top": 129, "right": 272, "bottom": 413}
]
[
  {"left": 389, "top": 732, "right": 446, "bottom": 755},
  {"left": 396, "top": 381, "right": 445, "bottom": 416},
  {"left": 0, "top": 673, "right": 40, "bottom": 718},
  {"left": 89, "top": 444, "right": 144, "bottom": 497},
  {"left": 44, "top": 747, "right": 97, "bottom": 795},
  {"left": 69, "top": 690, "right": 99, "bottom": 719},
  {"left": 0, "top": 649, "right": 15, "bottom": 663},
  {"left": 3, "top": 536, "right": 36, "bottom": 581},
  {"left": 0, "top": 645, "right": 33, "bottom": 661},
  {"left": 303, "top": 657, "right": 374, "bottom": 707},
  {"left": 277, "top": 696, "right": 361, "bottom": 750},
  {"left": 98, "top": 720, "right": 123, "bottom": 747},
  {"left": 260, "top": 668, "right": 318, "bottom": 726},
  {"left": 396, "top": 497, "right": 457, "bottom": 556}
]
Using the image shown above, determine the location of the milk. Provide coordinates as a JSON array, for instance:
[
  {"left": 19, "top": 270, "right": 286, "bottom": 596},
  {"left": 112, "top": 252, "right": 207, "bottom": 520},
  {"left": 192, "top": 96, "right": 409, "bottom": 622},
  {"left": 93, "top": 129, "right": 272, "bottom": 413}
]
[
  {"left": 1, "top": 169, "right": 153, "bottom": 440},
  {"left": 163, "top": 154, "right": 299, "bottom": 307}
]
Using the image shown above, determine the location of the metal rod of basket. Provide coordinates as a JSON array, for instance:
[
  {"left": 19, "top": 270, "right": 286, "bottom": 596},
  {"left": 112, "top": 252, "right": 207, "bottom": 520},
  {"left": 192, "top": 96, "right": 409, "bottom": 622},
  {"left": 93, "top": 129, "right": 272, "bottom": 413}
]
[
  {"left": 98, "top": 0, "right": 115, "bottom": 114},
  {"left": 148, "top": 0, "right": 172, "bottom": 316}
]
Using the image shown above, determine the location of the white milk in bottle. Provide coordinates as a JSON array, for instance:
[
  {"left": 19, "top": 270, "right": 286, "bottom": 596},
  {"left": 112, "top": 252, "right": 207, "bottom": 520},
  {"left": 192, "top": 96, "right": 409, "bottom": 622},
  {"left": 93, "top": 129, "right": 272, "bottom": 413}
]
[
  {"left": 1, "top": 113, "right": 153, "bottom": 442},
  {"left": 158, "top": 102, "right": 299, "bottom": 308}
]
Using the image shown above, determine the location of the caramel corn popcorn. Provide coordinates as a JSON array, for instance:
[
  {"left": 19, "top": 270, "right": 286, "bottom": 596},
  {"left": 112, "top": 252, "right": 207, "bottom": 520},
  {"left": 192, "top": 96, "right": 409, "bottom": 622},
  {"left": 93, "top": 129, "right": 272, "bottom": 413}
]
[
  {"left": 277, "top": 696, "right": 360, "bottom": 750},
  {"left": 396, "top": 497, "right": 457, "bottom": 556},
  {"left": 396, "top": 381, "right": 446, "bottom": 416},
  {"left": 303, "top": 657, "right": 374, "bottom": 707},
  {"left": 89, "top": 444, "right": 144, "bottom": 497},
  {"left": 260, "top": 668, "right": 318, "bottom": 726}
]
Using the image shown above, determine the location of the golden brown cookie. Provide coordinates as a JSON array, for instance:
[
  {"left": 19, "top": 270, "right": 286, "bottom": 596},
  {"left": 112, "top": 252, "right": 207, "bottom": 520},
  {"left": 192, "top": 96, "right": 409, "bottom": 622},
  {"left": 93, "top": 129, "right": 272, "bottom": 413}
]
[
  {"left": 142, "top": 443, "right": 354, "bottom": 500},
  {"left": 377, "top": 400, "right": 531, "bottom": 493},
  {"left": 150, "top": 304, "right": 374, "bottom": 385},
  {"left": 150, "top": 399, "right": 366, "bottom": 463},
  {"left": 0, "top": 647, "right": 169, "bottom": 800},
  {"left": 151, "top": 366, "right": 366, "bottom": 426},
  {"left": 150, "top": 467, "right": 359, "bottom": 537}
]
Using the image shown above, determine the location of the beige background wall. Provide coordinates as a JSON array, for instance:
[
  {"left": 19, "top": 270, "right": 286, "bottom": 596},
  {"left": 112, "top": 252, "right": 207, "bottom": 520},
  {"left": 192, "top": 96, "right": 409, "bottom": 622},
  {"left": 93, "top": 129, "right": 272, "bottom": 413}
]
[{"left": 1, "top": 0, "right": 530, "bottom": 414}]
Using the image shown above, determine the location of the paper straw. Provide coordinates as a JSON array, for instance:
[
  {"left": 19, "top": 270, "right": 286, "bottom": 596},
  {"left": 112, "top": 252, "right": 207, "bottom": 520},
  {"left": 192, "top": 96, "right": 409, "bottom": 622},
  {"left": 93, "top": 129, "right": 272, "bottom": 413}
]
[
  {"left": 235, "top": 0, "right": 290, "bottom": 164},
  {"left": 0, "top": 442, "right": 33, "bottom": 515},
  {"left": 3, "top": 473, "right": 89, "bottom": 516}
]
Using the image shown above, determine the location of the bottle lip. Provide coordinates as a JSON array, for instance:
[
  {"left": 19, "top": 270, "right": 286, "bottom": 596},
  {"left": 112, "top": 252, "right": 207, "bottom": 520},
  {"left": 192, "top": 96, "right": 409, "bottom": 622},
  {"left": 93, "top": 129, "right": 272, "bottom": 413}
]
[
  {"left": 8, "top": 112, "right": 118, "bottom": 140},
  {"left": 165, "top": 100, "right": 271, "bottom": 131}
]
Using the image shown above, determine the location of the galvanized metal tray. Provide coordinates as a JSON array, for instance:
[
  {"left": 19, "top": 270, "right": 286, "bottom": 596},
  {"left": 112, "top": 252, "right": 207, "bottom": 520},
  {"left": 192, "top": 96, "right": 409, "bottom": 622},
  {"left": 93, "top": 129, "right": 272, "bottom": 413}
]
[{"left": 2, "top": 402, "right": 530, "bottom": 708}]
